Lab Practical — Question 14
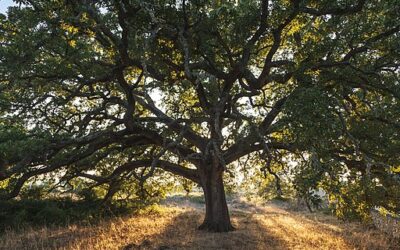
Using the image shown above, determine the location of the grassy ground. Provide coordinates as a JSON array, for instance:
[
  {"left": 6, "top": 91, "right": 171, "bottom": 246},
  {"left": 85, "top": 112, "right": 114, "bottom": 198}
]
[{"left": 0, "top": 197, "right": 398, "bottom": 250}]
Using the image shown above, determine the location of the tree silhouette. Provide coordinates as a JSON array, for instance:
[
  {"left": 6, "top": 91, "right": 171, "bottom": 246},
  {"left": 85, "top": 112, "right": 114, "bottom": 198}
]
[{"left": 0, "top": 0, "right": 399, "bottom": 231}]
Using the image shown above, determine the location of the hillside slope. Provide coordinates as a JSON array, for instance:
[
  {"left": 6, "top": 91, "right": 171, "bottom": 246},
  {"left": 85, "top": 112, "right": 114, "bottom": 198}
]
[{"left": 0, "top": 199, "right": 398, "bottom": 250}]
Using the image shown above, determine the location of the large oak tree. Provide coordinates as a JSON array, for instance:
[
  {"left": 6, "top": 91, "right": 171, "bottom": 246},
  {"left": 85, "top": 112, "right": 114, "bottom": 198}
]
[{"left": 0, "top": 0, "right": 399, "bottom": 232}]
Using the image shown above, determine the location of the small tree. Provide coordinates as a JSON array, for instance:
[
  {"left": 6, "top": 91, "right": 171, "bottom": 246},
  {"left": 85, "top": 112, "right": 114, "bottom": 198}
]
[{"left": 0, "top": 0, "right": 399, "bottom": 232}]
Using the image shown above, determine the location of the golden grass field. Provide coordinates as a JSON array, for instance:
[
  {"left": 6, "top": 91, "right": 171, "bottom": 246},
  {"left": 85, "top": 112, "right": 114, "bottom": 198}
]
[{"left": 0, "top": 199, "right": 398, "bottom": 250}]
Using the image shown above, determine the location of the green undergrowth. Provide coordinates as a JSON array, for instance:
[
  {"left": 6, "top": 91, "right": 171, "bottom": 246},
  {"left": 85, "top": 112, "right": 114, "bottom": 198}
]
[{"left": 0, "top": 198, "right": 150, "bottom": 233}]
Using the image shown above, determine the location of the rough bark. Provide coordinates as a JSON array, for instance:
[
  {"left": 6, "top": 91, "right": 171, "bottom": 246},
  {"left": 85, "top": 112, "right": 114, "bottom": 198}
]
[{"left": 198, "top": 167, "right": 235, "bottom": 232}]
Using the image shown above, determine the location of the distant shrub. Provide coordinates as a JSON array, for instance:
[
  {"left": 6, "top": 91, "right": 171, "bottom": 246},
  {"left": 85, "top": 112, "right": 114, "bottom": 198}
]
[
  {"left": 20, "top": 185, "right": 48, "bottom": 200},
  {"left": 188, "top": 195, "right": 205, "bottom": 204},
  {"left": 76, "top": 188, "right": 100, "bottom": 202},
  {"left": 33, "top": 205, "right": 66, "bottom": 225},
  {"left": 135, "top": 204, "right": 166, "bottom": 216},
  {"left": 371, "top": 207, "right": 400, "bottom": 238},
  {"left": 0, "top": 198, "right": 136, "bottom": 232},
  {"left": 271, "top": 196, "right": 291, "bottom": 202}
]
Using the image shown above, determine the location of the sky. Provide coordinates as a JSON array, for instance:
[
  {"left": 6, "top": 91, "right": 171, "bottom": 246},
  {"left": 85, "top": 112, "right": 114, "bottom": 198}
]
[{"left": 0, "top": 0, "right": 16, "bottom": 14}]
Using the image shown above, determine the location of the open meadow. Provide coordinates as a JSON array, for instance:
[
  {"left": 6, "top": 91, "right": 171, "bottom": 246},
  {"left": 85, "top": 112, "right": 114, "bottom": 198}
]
[{"left": 0, "top": 198, "right": 398, "bottom": 250}]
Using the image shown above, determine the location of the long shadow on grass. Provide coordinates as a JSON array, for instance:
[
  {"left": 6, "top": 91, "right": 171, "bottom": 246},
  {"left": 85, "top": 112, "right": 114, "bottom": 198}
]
[
  {"left": 125, "top": 209, "right": 290, "bottom": 250},
  {"left": 3, "top": 198, "right": 397, "bottom": 250},
  {"left": 140, "top": 197, "right": 398, "bottom": 250},
  {"left": 227, "top": 199, "right": 398, "bottom": 250}
]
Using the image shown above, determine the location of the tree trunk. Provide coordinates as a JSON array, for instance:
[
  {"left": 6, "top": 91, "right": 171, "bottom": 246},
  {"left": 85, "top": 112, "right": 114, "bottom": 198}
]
[
  {"left": 198, "top": 168, "right": 235, "bottom": 232},
  {"left": 275, "top": 175, "right": 283, "bottom": 198}
]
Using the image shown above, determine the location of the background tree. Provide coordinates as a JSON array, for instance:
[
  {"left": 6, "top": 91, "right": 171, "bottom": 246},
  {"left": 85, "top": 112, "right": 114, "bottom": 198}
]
[{"left": 0, "top": 0, "right": 399, "bottom": 232}]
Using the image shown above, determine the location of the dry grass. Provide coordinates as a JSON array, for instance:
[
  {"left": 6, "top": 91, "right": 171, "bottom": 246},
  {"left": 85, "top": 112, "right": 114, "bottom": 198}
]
[{"left": 0, "top": 200, "right": 398, "bottom": 250}]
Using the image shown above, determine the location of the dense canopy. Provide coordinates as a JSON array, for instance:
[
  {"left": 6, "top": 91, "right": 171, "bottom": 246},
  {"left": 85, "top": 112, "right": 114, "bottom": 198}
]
[{"left": 0, "top": 0, "right": 399, "bottom": 231}]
